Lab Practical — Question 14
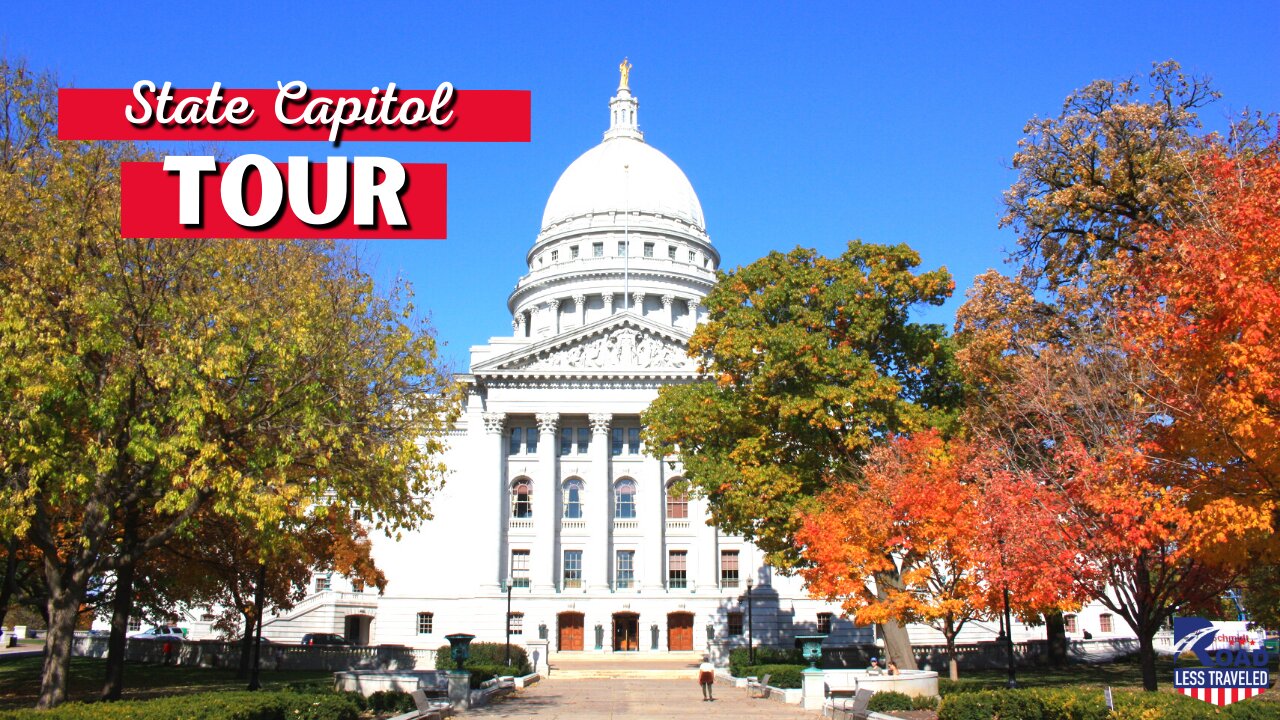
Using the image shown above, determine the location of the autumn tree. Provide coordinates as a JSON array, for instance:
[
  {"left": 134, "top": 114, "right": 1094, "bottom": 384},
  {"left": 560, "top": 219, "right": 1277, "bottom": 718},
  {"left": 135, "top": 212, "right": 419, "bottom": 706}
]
[
  {"left": 0, "top": 60, "right": 459, "bottom": 707},
  {"left": 798, "top": 431, "right": 1079, "bottom": 680},
  {"left": 644, "top": 241, "right": 962, "bottom": 668}
]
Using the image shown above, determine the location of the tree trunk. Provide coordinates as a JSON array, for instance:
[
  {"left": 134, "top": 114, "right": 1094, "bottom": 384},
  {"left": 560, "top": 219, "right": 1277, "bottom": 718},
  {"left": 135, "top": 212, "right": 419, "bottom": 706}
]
[
  {"left": 945, "top": 634, "right": 959, "bottom": 681},
  {"left": 247, "top": 563, "right": 266, "bottom": 691},
  {"left": 872, "top": 571, "right": 918, "bottom": 670},
  {"left": 1138, "top": 627, "right": 1158, "bottom": 691},
  {"left": 1045, "top": 611, "right": 1067, "bottom": 667},
  {"left": 236, "top": 609, "right": 255, "bottom": 678},
  {"left": 37, "top": 578, "right": 86, "bottom": 708},
  {"left": 100, "top": 559, "right": 137, "bottom": 700},
  {"left": 0, "top": 539, "right": 19, "bottom": 626}
]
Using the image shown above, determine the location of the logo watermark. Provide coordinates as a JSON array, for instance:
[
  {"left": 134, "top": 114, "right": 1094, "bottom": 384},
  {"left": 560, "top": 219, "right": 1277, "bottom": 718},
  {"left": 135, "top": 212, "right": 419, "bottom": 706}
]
[{"left": 1173, "top": 618, "right": 1270, "bottom": 706}]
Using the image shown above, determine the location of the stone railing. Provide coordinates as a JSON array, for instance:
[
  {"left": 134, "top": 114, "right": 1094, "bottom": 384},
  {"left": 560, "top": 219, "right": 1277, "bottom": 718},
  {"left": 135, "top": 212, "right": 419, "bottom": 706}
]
[{"left": 73, "top": 635, "right": 435, "bottom": 672}]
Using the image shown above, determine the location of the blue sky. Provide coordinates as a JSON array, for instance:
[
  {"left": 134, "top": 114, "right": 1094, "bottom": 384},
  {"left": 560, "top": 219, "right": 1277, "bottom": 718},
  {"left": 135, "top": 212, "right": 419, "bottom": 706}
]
[{"left": 5, "top": 1, "right": 1278, "bottom": 370}]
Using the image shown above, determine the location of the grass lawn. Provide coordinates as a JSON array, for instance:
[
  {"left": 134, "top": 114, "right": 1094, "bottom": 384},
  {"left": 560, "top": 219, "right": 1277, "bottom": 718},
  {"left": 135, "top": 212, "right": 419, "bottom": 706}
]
[
  {"left": 0, "top": 656, "right": 331, "bottom": 709},
  {"left": 947, "top": 655, "right": 1278, "bottom": 702}
]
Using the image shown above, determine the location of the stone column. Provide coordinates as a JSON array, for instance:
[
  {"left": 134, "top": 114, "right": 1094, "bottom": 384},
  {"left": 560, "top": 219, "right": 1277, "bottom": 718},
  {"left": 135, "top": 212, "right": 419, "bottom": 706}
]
[
  {"left": 602, "top": 292, "right": 615, "bottom": 317},
  {"left": 482, "top": 411, "right": 506, "bottom": 592},
  {"left": 588, "top": 413, "right": 612, "bottom": 592},
  {"left": 573, "top": 294, "right": 587, "bottom": 328},
  {"left": 549, "top": 299, "right": 562, "bottom": 336},
  {"left": 639, "top": 455, "right": 664, "bottom": 591},
  {"left": 513, "top": 312, "right": 526, "bottom": 338},
  {"left": 534, "top": 412, "right": 559, "bottom": 592},
  {"left": 633, "top": 292, "right": 646, "bottom": 317},
  {"left": 662, "top": 295, "right": 675, "bottom": 327},
  {"left": 687, "top": 298, "right": 701, "bottom": 331}
]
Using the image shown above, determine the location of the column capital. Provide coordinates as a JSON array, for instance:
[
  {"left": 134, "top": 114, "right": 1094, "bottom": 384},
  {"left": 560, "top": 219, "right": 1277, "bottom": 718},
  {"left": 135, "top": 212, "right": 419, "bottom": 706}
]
[
  {"left": 661, "top": 294, "right": 675, "bottom": 309},
  {"left": 589, "top": 413, "right": 612, "bottom": 436},
  {"left": 573, "top": 294, "right": 587, "bottom": 308},
  {"left": 602, "top": 292, "right": 615, "bottom": 310},
  {"left": 482, "top": 412, "right": 506, "bottom": 434},
  {"left": 536, "top": 412, "right": 560, "bottom": 434}
]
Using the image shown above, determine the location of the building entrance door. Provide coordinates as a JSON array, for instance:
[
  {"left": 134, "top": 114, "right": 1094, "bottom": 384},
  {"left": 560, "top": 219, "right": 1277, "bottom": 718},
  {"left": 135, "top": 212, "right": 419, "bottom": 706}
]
[
  {"left": 613, "top": 612, "right": 639, "bottom": 652},
  {"left": 558, "top": 612, "right": 584, "bottom": 651},
  {"left": 667, "top": 612, "right": 694, "bottom": 651}
]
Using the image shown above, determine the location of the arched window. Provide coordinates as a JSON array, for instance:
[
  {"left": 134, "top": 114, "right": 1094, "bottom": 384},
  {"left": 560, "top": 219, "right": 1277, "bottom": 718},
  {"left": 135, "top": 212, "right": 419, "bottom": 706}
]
[
  {"left": 511, "top": 479, "right": 532, "bottom": 518},
  {"left": 615, "top": 479, "right": 637, "bottom": 519},
  {"left": 563, "top": 479, "right": 584, "bottom": 519},
  {"left": 666, "top": 480, "right": 689, "bottom": 519}
]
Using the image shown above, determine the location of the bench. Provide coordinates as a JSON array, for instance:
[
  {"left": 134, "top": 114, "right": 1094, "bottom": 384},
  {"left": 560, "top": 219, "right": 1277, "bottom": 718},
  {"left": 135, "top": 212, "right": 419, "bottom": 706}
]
[
  {"left": 747, "top": 673, "right": 772, "bottom": 699},
  {"left": 386, "top": 689, "right": 452, "bottom": 720},
  {"left": 826, "top": 688, "right": 873, "bottom": 720}
]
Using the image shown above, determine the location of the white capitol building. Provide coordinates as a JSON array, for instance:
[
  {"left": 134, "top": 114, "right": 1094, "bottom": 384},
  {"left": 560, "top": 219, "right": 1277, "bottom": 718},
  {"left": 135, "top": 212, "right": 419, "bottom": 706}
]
[{"left": 260, "top": 67, "right": 1130, "bottom": 660}]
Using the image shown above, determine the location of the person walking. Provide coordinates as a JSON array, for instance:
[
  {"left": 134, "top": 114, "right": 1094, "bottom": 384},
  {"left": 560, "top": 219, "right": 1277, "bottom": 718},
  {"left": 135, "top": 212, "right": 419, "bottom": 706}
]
[{"left": 698, "top": 657, "right": 716, "bottom": 701}]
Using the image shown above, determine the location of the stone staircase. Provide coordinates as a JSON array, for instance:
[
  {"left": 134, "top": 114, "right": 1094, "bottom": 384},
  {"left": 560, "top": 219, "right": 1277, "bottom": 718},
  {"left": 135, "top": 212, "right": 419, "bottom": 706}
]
[{"left": 547, "top": 651, "right": 706, "bottom": 680}]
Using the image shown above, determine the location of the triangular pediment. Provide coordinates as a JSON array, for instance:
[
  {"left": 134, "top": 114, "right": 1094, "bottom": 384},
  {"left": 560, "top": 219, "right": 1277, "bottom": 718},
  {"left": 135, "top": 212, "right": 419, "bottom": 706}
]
[{"left": 473, "top": 313, "right": 699, "bottom": 376}]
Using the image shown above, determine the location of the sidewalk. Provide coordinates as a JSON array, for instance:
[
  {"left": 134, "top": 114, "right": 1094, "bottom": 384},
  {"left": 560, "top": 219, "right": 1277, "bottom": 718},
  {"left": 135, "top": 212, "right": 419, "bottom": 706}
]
[{"left": 467, "top": 677, "right": 815, "bottom": 719}]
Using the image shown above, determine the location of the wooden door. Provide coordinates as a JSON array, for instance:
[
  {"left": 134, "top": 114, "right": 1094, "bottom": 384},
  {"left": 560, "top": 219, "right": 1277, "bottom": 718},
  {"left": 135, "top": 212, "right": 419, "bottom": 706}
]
[
  {"left": 667, "top": 612, "right": 693, "bottom": 651},
  {"left": 613, "top": 614, "right": 639, "bottom": 651},
  {"left": 558, "top": 612, "right": 584, "bottom": 651}
]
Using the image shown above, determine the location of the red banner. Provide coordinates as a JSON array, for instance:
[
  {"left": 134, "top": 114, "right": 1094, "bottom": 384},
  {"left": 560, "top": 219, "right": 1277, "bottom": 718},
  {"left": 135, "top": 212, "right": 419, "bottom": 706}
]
[
  {"left": 120, "top": 160, "right": 446, "bottom": 239},
  {"left": 60, "top": 87, "right": 529, "bottom": 143}
]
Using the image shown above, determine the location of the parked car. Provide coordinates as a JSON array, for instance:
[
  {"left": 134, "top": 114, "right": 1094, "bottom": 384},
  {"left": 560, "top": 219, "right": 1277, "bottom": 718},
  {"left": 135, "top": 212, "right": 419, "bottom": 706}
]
[
  {"left": 301, "top": 633, "right": 349, "bottom": 646},
  {"left": 127, "top": 625, "right": 186, "bottom": 640}
]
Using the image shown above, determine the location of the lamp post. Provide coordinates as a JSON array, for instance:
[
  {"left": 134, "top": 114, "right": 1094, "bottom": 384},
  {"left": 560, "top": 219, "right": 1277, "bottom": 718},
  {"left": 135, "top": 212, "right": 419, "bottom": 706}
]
[
  {"left": 746, "top": 576, "right": 755, "bottom": 665},
  {"left": 1003, "top": 587, "right": 1017, "bottom": 689},
  {"left": 504, "top": 576, "right": 514, "bottom": 667}
]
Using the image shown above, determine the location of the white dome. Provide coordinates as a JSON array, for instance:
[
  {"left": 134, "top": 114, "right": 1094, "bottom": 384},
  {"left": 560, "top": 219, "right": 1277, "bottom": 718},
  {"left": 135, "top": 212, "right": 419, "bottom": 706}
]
[{"left": 540, "top": 137, "right": 706, "bottom": 233}]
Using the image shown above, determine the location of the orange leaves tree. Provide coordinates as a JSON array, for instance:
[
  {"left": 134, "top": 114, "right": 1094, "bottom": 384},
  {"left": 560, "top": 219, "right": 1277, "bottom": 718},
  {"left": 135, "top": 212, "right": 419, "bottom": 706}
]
[{"left": 798, "top": 431, "right": 1077, "bottom": 680}]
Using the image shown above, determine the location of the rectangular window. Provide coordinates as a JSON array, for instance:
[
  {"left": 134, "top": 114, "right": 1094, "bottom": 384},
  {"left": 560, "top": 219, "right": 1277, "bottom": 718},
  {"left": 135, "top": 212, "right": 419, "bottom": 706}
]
[
  {"left": 688, "top": 250, "right": 696, "bottom": 262},
  {"left": 1099, "top": 614, "right": 1113, "bottom": 633},
  {"left": 1064, "top": 615, "right": 1078, "bottom": 634},
  {"left": 643, "top": 242, "right": 654, "bottom": 258},
  {"left": 560, "top": 427, "right": 573, "bottom": 456},
  {"left": 525, "top": 427, "right": 538, "bottom": 454},
  {"left": 551, "top": 249, "right": 559, "bottom": 262},
  {"left": 611, "top": 427, "right": 624, "bottom": 456},
  {"left": 817, "top": 612, "right": 833, "bottom": 635},
  {"left": 417, "top": 612, "right": 434, "bottom": 635},
  {"left": 352, "top": 579, "right": 365, "bottom": 593},
  {"left": 616, "top": 550, "right": 635, "bottom": 589},
  {"left": 511, "top": 550, "right": 530, "bottom": 588},
  {"left": 570, "top": 245, "right": 579, "bottom": 259},
  {"left": 666, "top": 486, "right": 688, "bottom": 518},
  {"left": 314, "top": 574, "right": 331, "bottom": 592},
  {"left": 563, "top": 550, "right": 583, "bottom": 588},
  {"left": 668, "top": 550, "right": 687, "bottom": 589},
  {"left": 576, "top": 427, "right": 590, "bottom": 454},
  {"left": 508, "top": 427, "right": 523, "bottom": 455},
  {"left": 720, "top": 550, "right": 739, "bottom": 588},
  {"left": 617, "top": 242, "right": 627, "bottom": 256},
  {"left": 667, "top": 245, "right": 677, "bottom": 260},
  {"left": 728, "top": 612, "right": 744, "bottom": 637},
  {"left": 127, "top": 618, "right": 142, "bottom": 632},
  {"left": 593, "top": 242, "right": 604, "bottom": 257},
  {"left": 627, "top": 427, "right": 641, "bottom": 454},
  {"left": 509, "top": 612, "right": 524, "bottom": 635}
]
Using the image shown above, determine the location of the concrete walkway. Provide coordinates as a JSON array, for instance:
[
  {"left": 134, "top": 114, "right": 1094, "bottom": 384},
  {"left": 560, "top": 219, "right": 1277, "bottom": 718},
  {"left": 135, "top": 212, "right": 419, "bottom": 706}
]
[{"left": 470, "top": 676, "right": 815, "bottom": 719}]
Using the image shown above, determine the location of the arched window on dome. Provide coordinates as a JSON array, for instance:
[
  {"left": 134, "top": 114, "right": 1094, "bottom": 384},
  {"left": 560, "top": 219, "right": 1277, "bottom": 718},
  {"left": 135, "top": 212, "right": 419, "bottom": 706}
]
[
  {"left": 614, "top": 479, "right": 637, "bottom": 519},
  {"left": 511, "top": 479, "right": 532, "bottom": 519},
  {"left": 563, "top": 478, "right": 584, "bottom": 519},
  {"left": 666, "top": 480, "right": 689, "bottom": 519}
]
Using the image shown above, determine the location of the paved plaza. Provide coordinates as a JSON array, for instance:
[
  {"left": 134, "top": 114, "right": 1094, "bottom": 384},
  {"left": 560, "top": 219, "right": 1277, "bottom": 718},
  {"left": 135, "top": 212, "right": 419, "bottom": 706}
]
[{"left": 467, "top": 655, "right": 816, "bottom": 719}]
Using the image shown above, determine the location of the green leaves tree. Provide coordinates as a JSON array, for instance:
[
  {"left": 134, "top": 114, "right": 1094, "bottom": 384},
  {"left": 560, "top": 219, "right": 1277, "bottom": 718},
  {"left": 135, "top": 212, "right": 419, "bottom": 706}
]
[{"left": 644, "top": 241, "right": 961, "bottom": 668}]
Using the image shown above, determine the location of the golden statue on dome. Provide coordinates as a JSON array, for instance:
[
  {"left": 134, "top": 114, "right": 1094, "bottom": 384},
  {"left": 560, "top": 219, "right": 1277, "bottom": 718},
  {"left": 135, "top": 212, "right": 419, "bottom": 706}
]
[{"left": 619, "top": 57, "right": 632, "bottom": 90}]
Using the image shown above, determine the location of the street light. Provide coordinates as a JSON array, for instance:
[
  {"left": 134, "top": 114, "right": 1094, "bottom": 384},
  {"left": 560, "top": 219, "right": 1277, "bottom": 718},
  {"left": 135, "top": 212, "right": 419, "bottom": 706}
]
[
  {"left": 746, "top": 576, "right": 755, "bottom": 665},
  {"left": 504, "top": 576, "right": 514, "bottom": 667}
]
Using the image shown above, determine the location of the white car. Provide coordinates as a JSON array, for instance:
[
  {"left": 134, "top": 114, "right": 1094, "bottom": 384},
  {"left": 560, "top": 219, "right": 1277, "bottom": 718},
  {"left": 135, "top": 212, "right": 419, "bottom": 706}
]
[{"left": 127, "top": 625, "right": 186, "bottom": 640}]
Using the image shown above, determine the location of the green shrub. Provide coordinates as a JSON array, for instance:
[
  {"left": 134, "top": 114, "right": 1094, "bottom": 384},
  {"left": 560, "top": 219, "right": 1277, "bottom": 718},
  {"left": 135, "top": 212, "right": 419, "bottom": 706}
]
[
  {"left": 434, "top": 641, "right": 531, "bottom": 675},
  {"left": 737, "top": 663, "right": 805, "bottom": 689},
  {"left": 463, "top": 662, "right": 515, "bottom": 689},
  {"left": 868, "top": 690, "right": 915, "bottom": 712},
  {"left": 939, "top": 687, "right": 1280, "bottom": 720},
  {"left": 728, "top": 647, "right": 802, "bottom": 676},
  {"left": 365, "top": 690, "right": 414, "bottom": 713},
  {"left": 912, "top": 694, "right": 940, "bottom": 711},
  {"left": 0, "top": 691, "right": 359, "bottom": 720},
  {"left": 938, "top": 678, "right": 1006, "bottom": 696}
]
